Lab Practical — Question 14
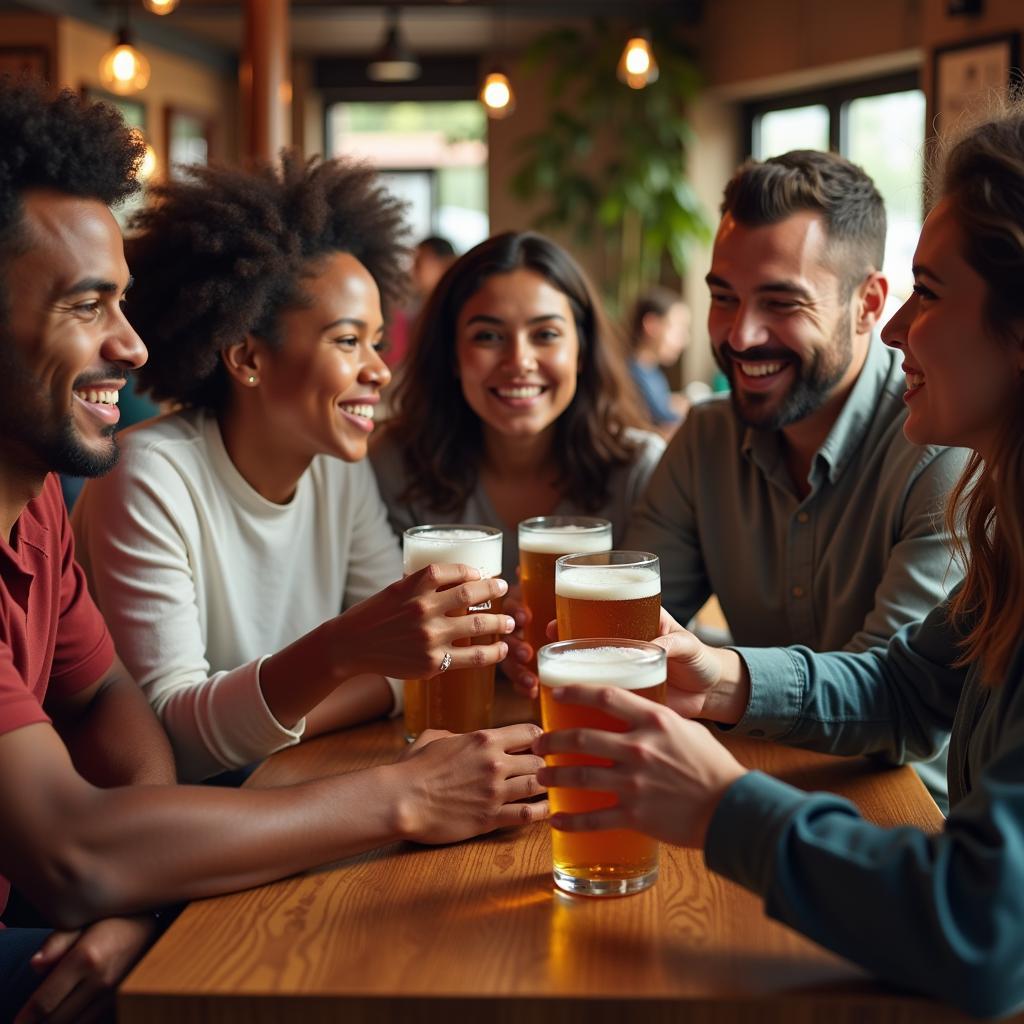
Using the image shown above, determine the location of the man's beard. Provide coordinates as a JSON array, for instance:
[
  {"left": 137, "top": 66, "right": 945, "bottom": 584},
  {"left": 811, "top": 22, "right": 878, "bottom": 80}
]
[
  {"left": 0, "top": 343, "right": 123, "bottom": 478},
  {"left": 715, "top": 312, "right": 854, "bottom": 431}
]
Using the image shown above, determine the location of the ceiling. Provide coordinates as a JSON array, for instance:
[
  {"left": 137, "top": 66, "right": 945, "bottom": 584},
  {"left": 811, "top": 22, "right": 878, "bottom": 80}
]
[{"left": 84, "top": 0, "right": 700, "bottom": 57}]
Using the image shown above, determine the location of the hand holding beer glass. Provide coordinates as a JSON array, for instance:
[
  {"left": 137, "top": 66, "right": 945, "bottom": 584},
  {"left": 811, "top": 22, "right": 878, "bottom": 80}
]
[
  {"left": 538, "top": 639, "right": 667, "bottom": 896},
  {"left": 517, "top": 516, "right": 612, "bottom": 671},
  {"left": 555, "top": 551, "right": 661, "bottom": 642},
  {"left": 403, "top": 525, "right": 505, "bottom": 741}
]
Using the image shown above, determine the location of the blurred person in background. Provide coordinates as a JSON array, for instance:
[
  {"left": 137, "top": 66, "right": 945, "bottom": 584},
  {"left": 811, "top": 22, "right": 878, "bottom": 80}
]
[
  {"left": 627, "top": 286, "right": 692, "bottom": 439},
  {"left": 385, "top": 235, "right": 457, "bottom": 371}
]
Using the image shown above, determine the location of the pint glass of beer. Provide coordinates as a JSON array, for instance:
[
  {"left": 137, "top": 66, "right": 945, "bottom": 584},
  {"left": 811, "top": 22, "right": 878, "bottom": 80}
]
[
  {"left": 555, "top": 551, "right": 660, "bottom": 642},
  {"left": 402, "top": 525, "right": 503, "bottom": 741},
  {"left": 538, "top": 638, "right": 667, "bottom": 896},
  {"left": 518, "top": 516, "right": 612, "bottom": 671}
]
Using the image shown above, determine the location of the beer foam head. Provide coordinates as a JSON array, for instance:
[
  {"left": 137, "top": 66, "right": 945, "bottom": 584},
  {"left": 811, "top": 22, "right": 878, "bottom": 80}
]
[
  {"left": 404, "top": 526, "right": 502, "bottom": 577},
  {"left": 518, "top": 524, "right": 612, "bottom": 555},
  {"left": 539, "top": 644, "right": 666, "bottom": 690},
  {"left": 555, "top": 566, "right": 660, "bottom": 601}
]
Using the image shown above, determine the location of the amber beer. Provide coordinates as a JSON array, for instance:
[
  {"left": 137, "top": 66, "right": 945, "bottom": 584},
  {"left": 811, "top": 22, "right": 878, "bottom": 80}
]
[
  {"left": 402, "top": 525, "right": 503, "bottom": 741},
  {"left": 518, "top": 517, "right": 612, "bottom": 671},
  {"left": 555, "top": 551, "right": 660, "bottom": 642},
  {"left": 538, "top": 639, "right": 667, "bottom": 896}
]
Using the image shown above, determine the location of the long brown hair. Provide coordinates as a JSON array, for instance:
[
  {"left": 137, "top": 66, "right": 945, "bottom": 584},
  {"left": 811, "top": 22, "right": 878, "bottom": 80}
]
[
  {"left": 383, "top": 231, "right": 646, "bottom": 513},
  {"left": 939, "top": 112, "right": 1024, "bottom": 682}
]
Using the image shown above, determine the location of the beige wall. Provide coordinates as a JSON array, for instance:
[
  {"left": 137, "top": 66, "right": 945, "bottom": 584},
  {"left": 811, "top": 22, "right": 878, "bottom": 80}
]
[
  {"left": 59, "top": 18, "right": 237, "bottom": 179},
  {"left": 0, "top": 11, "right": 236, "bottom": 181}
]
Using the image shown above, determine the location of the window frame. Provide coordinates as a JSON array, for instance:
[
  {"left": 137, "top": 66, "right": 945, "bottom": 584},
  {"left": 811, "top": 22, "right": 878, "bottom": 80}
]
[{"left": 743, "top": 70, "right": 920, "bottom": 160}]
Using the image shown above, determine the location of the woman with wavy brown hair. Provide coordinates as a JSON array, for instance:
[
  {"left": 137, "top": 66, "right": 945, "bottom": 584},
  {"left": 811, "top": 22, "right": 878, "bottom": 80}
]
[
  {"left": 371, "top": 231, "right": 664, "bottom": 586},
  {"left": 535, "top": 109, "right": 1024, "bottom": 1016}
]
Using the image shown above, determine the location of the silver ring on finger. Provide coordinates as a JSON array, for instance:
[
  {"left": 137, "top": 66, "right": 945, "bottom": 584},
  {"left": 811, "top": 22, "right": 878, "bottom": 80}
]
[{"left": 439, "top": 650, "right": 453, "bottom": 673}]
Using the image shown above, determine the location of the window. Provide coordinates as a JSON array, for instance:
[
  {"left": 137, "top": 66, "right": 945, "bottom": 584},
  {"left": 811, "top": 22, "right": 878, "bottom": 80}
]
[
  {"left": 746, "top": 73, "right": 924, "bottom": 315},
  {"left": 327, "top": 100, "right": 488, "bottom": 254}
]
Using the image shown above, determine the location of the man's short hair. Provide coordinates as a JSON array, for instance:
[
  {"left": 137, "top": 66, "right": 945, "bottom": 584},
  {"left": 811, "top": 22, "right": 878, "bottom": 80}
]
[
  {"left": 417, "top": 235, "right": 456, "bottom": 260},
  {"left": 721, "top": 150, "right": 886, "bottom": 298},
  {"left": 0, "top": 79, "right": 144, "bottom": 320}
]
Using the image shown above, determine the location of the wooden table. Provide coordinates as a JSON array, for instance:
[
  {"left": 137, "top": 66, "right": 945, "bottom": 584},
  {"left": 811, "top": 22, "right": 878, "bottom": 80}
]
[{"left": 119, "top": 687, "right": 980, "bottom": 1024}]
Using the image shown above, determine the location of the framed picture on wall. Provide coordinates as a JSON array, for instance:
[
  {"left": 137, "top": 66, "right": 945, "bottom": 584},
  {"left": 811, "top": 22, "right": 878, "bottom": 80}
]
[
  {"left": 933, "top": 33, "right": 1020, "bottom": 134},
  {"left": 0, "top": 47, "right": 49, "bottom": 83},
  {"left": 165, "top": 106, "right": 214, "bottom": 180}
]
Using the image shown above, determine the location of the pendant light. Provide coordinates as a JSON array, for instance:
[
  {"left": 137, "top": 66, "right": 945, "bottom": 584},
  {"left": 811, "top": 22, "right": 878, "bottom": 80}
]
[
  {"left": 99, "top": 26, "right": 151, "bottom": 96},
  {"left": 479, "top": 69, "right": 515, "bottom": 120},
  {"left": 142, "top": 0, "right": 179, "bottom": 14},
  {"left": 478, "top": 7, "right": 515, "bottom": 120},
  {"left": 367, "top": 7, "right": 421, "bottom": 83},
  {"left": 617, "top": 31, "right": 659, "bottom": 90}
]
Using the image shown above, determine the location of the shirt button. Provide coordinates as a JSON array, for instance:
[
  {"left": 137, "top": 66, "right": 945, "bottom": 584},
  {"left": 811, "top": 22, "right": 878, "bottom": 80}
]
[
  {"left": 791, "top": 585, "right": 805, "bottom": 598},
  {"left": 796, "top": 511, "right": 809, "bottom": 524}
]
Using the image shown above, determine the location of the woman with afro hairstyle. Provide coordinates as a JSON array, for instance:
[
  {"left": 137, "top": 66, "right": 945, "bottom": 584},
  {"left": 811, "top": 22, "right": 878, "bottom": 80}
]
[
  {"left": 371, "top": 231, "right": 664, "bottom": 685},
  {"left": 72, "top": 155, "right": 519, "bottom": 782}
]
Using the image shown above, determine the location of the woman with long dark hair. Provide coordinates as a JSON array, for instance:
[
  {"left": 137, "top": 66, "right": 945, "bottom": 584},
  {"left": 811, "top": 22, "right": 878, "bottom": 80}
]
[{"left": 371, "top": 231, "right": 664, "bottom": 585}]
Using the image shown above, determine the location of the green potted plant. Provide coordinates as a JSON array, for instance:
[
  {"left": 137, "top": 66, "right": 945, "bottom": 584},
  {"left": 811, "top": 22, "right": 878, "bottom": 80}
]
[{"left": 511, "top": 19, "right": 711, "bottom": 310}]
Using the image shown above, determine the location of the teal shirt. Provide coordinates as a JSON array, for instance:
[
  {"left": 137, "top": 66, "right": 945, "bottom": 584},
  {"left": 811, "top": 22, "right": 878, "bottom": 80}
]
[
  {"left": 707, "top": 605, "right": 1024, "bottom": 1017},
  {"left": 625, "top": 341, "right": 968, "bottom": 802}
]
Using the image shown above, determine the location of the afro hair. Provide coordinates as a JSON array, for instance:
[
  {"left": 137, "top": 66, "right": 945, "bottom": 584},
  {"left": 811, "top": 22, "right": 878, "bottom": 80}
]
[
  {"left": 0, "top": 78, "right": 144, "bottom": 313},
  {"left": 126, "top": 152, "right": 409, "bottom": 411}
]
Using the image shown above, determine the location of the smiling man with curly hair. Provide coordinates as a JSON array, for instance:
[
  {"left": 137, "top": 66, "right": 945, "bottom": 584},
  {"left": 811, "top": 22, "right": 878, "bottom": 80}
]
[{"left": 0, "top": 79, "right": 546, "bottom": 1023}]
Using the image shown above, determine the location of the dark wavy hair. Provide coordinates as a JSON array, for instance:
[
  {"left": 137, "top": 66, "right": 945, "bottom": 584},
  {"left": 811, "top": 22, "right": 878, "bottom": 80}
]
[
  {"left": 0, "top": 79, "right": 144, "bottom": 322},
  {"left": 384, "top": 231, "right": 646, "bottom": 513},
  {"left": 722, "top": 149, "right": 886, "bottom": 299},
  {"left": 935, "top": 108, "right": 1024, "bottom": 683},
  {"left": 126, "top": 153, "right": 408, "bottom": 411}
]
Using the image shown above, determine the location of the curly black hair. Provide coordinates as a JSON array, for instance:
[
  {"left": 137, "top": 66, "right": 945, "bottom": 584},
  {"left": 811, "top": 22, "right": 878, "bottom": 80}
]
[
  {"left": 126, "top": 153, "right": 408, "bottom": 411},
  {"left": 0, "top": 78, "right": 144, "bottom": 316}
]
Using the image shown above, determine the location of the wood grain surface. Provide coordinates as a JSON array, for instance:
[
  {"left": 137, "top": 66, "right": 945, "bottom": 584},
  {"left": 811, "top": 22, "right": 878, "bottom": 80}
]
[{"left": 119, "top": 685, "right": 994, "bottom": 1024}]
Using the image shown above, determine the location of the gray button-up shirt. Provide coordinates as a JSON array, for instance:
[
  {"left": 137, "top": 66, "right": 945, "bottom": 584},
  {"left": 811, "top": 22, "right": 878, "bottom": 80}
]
[{"left": 625, "top": 340, "right": 967, "bottom": 652}]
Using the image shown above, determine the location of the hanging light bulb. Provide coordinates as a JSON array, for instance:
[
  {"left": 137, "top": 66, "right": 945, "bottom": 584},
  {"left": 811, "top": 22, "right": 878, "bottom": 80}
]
[
  {"left": 138, "top": 142, "right": 158, "bottom": 182},
  {"left": 617, "top": 32, "right": 659, "bottom": 90},
  {"left": 99, "top": 28, "right": 151, "bottom": 95},
  {"left": 142, "top": 0, "right": 179, "bottom": 13},
  {"left": 479, "top": 69, "right": 515, "bottom": 120}
]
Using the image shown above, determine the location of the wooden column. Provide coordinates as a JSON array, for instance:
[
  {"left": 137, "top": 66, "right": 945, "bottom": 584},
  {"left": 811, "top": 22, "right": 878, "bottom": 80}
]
[{"left": 241, "top": 0, "right": 291, "bottom": 162}]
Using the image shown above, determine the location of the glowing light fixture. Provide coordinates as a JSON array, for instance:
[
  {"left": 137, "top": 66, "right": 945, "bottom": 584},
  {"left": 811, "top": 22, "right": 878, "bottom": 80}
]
[
  {"left": 617, "top": 32, "right": 659, "bottom": 90},
  {"left": 139, "top": 143, "right": 158, "bottom": 181},
  {"left": 367, "top": 7, "right": 420, "bottom": 83},
  {"left": 99, "top": 27, "right": 151, "bottom": 95},
  {"left": 142, "top": 0, "right": 179, "bottom": 14},
  {"left": 479, "top": 69, "right": 515, "bottom": 119}
]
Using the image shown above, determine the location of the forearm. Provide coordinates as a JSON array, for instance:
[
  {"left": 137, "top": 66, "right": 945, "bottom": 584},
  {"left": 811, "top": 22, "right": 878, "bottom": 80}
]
[
  {"left": 700, "top": 648, "right": 750, "bottom": 725},
  {"left": 52, "top": 666, "right": 175, "bottom": 787},
  {"left": 727, "top": 616, "right": 959, "bottom": 763},
  {"left": 259, "top": 619, "right": 360, "bottom": 728},
  {"left": 304, "top": 673, "right": 395, "bottom": 738},
  {"left": 28, "top": 763, "right": 412, "bottom": 929},
  {"left": 706, "top": 773, "right": 1024, "bottom": 1018}
]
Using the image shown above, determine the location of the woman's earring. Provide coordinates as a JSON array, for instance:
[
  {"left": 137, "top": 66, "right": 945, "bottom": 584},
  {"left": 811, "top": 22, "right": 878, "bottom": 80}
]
[{"left": 247, "top": 375, "right": 258, "bottom": 385}]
